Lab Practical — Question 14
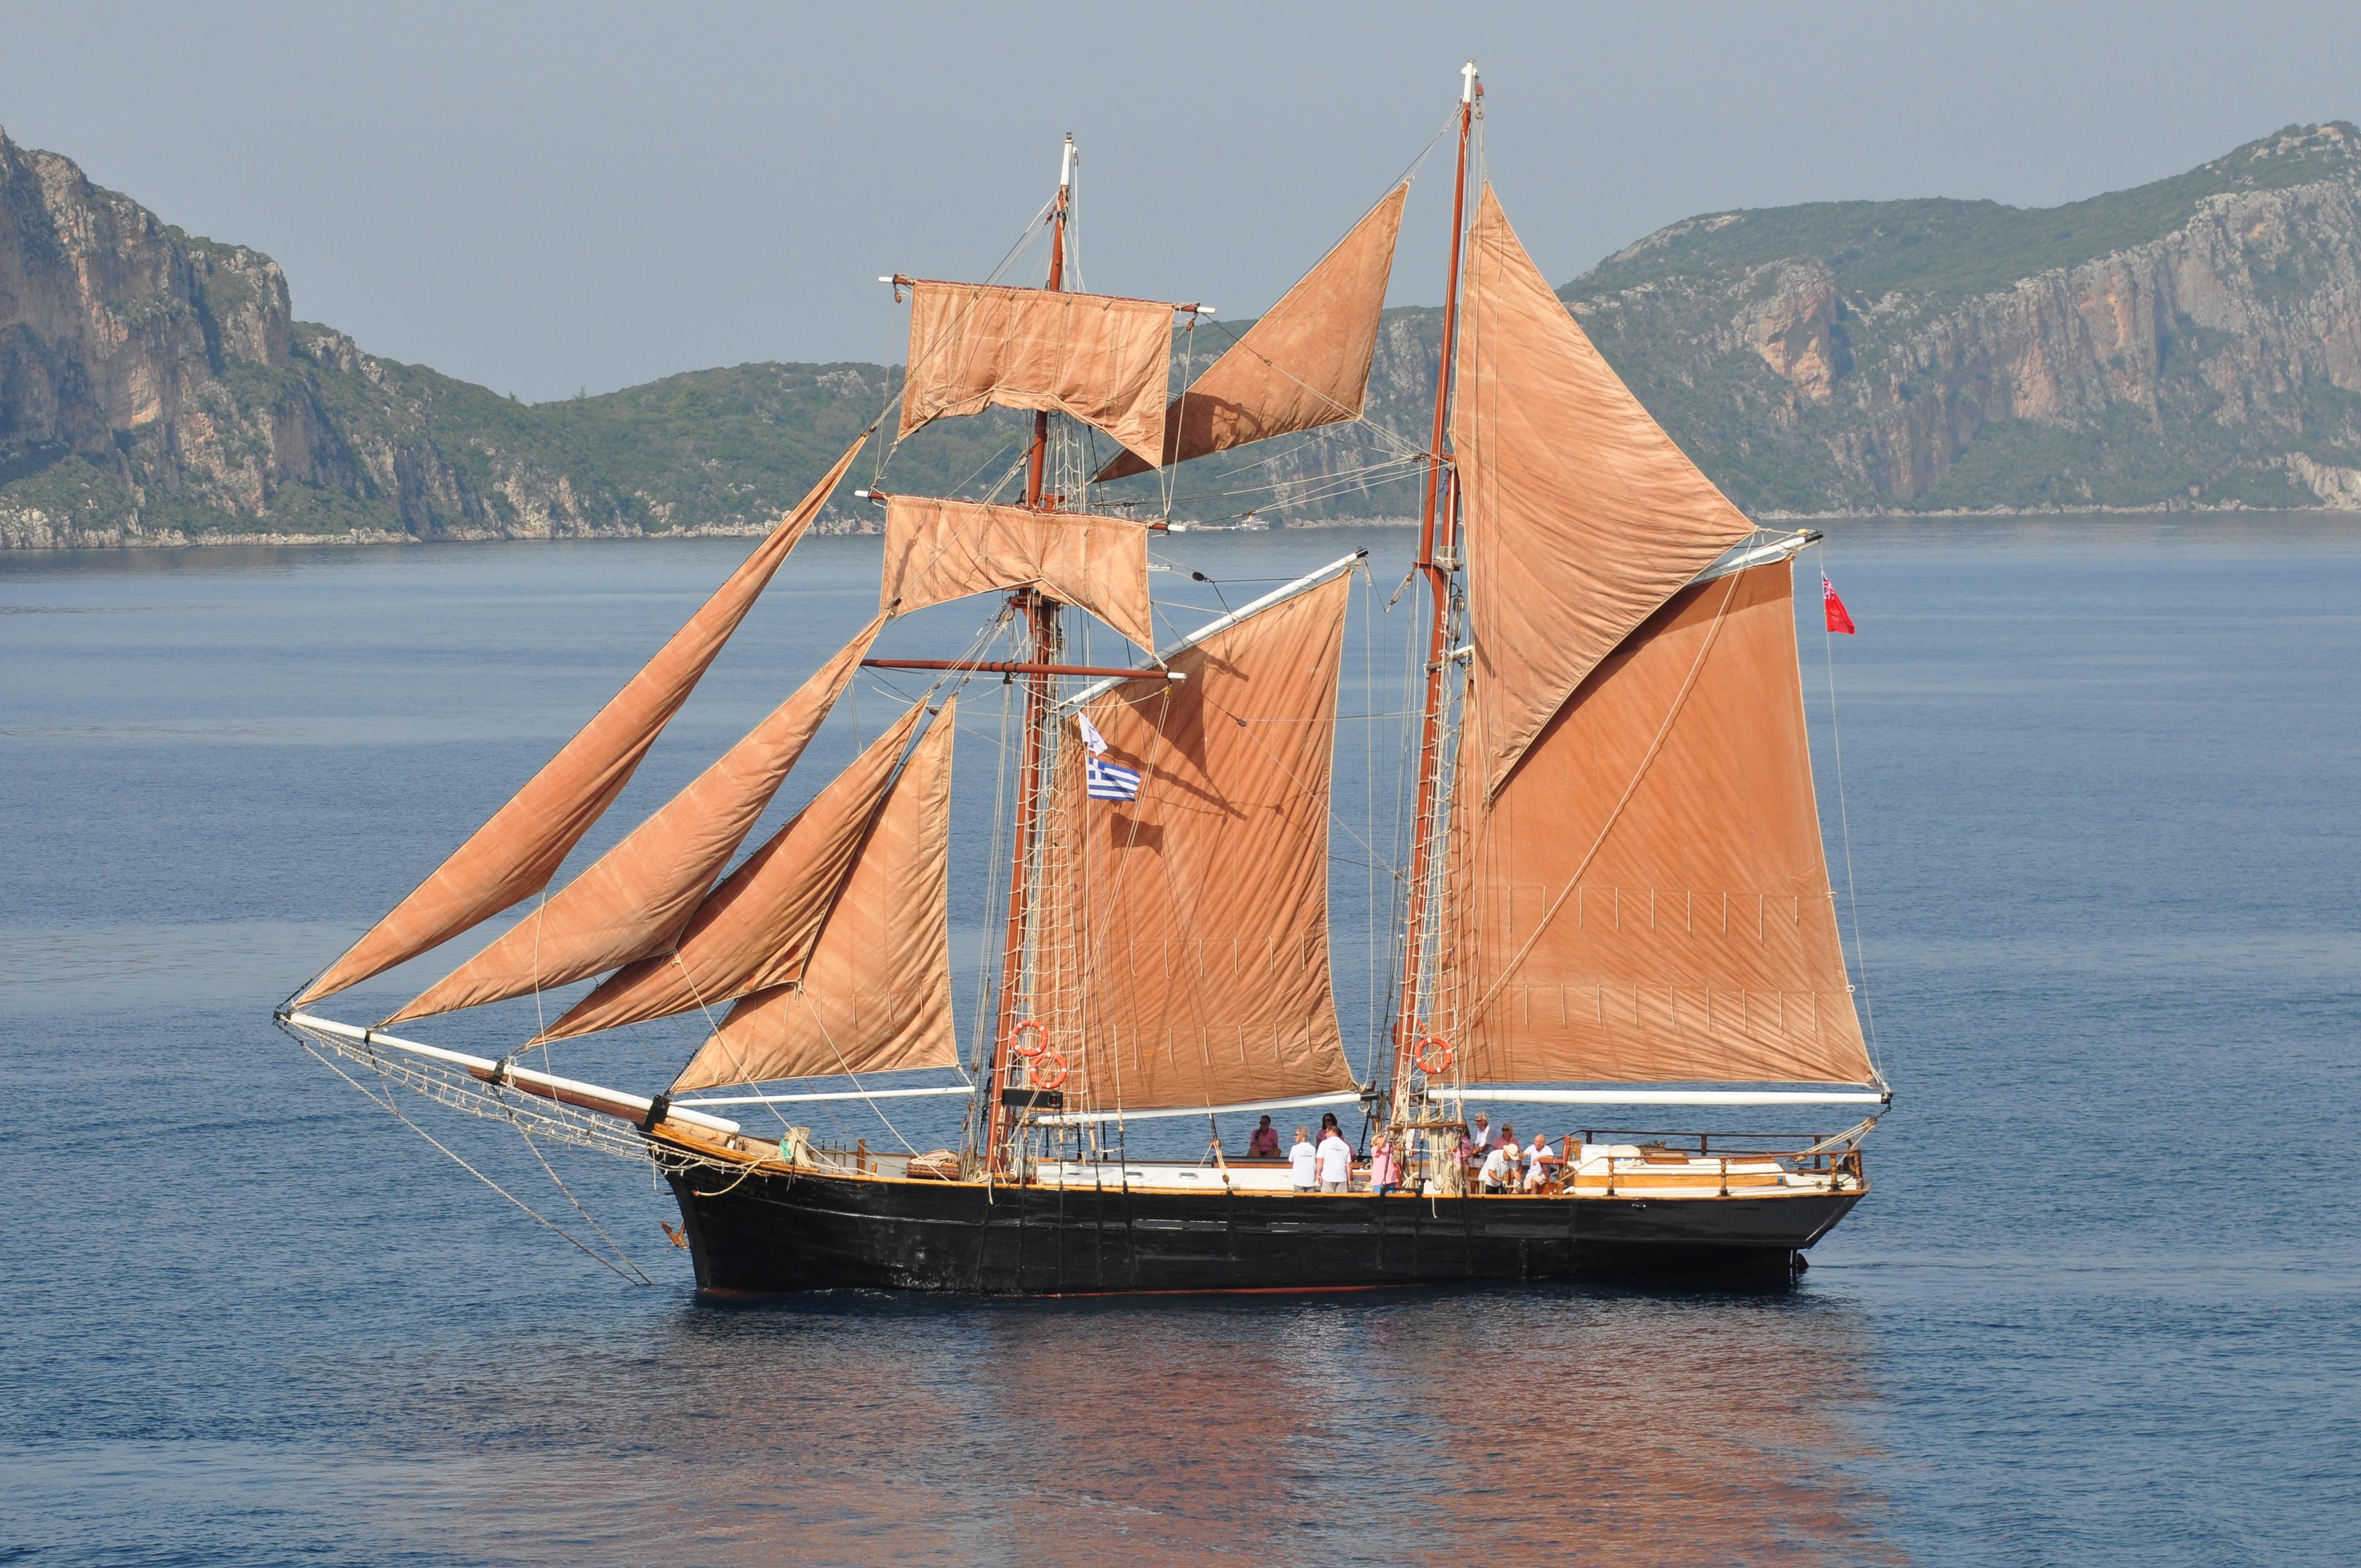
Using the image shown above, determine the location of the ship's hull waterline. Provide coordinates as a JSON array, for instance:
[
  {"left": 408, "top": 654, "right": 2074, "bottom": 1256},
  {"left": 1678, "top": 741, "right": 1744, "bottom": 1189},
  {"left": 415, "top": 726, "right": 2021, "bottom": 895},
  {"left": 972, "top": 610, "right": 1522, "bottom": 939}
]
[{"left": 657, "top": 1151, "right": 1864, "bottom": 1295}]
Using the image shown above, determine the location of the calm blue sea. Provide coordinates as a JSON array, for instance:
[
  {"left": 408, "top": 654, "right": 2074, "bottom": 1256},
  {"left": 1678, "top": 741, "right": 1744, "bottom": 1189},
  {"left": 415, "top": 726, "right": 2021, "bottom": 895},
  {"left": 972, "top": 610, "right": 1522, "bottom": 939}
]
[{"left": 1, "top": 519, "right": 2355, "bottom": 1566}]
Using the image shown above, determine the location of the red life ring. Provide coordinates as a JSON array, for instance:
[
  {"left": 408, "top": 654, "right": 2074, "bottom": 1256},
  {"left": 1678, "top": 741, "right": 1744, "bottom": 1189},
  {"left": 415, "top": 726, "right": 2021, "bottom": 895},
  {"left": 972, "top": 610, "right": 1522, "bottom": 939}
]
[
  {"left": 1413, "top": 1036, "right": 1455, "bottom": 1075},
  {"left": 1010, "top": 1019, "right": 1048, "bottom": 1060},
  {"left": 1030, "top": 1049, "right": 1069, "bottom": 1090}
]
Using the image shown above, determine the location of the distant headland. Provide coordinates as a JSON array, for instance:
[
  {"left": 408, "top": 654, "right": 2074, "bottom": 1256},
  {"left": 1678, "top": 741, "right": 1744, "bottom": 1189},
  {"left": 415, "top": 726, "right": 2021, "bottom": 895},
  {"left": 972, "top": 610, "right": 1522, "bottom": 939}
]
[{"left": 5, "top": 121, "right": 2360, "bottom": 548}]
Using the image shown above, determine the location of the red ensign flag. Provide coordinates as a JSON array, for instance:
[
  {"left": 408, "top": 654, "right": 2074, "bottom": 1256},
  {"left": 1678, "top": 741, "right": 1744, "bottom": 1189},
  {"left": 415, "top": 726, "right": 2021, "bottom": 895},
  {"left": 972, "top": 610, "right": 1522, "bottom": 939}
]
[{"left": 1822, "top": 573, "right": 1856, "bottom": 635}]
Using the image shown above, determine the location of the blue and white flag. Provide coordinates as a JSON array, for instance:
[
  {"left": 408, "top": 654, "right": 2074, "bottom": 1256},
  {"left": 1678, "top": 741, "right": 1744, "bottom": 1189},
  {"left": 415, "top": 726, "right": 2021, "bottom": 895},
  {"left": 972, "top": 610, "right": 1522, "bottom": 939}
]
[{"left": 1085, "top": 756, "right": 1142, "bottom": 802}]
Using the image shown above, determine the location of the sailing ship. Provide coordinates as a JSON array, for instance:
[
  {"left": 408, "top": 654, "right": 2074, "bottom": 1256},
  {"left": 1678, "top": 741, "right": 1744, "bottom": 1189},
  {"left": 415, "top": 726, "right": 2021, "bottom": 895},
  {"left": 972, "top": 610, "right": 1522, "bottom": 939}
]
[{"left": 279, "top": 65, "right": 1890, "bottom": 1293}]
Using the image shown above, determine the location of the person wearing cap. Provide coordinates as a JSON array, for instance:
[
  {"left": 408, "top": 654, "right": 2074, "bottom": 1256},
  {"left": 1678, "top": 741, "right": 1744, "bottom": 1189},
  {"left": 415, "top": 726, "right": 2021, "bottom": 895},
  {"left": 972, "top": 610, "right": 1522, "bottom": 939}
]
[{"left": 1478, "top": 1139, "right": 1514, "bottom": 1194}]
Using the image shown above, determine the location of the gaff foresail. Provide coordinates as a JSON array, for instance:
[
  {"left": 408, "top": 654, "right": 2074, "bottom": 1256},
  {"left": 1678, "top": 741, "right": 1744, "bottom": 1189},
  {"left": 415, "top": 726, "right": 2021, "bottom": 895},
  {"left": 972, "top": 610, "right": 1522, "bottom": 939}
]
[
  {"left": 291, "top": 434, "right": 869, "bottom": 1008},
  {"left": 898, "top": 282, "right": 1177, "bottom": 469},
  {"left": 1437, "top": 563, "right": 1875, "bottom": 1087},
  {"left": 1038, "top": 573, "right": 1357, "bottom": 1114},
  {"left": 1094, "top": 184, "right": 1409, "bottom": 482},
  {"left": 385, "top": 617, "right": 889, "bottom": 1024},
  {"left": 530, "top": 700, "right": 929, "bottom": 1044},
  {"left": 880, "top": 496, "right": 1157, "bottom": 652},
  {"left": 671, "top": 698, "right": 959, "bottom": 1093},
  {"left": 1452, "top": 186, "right": 1756, "bottom": 800}
]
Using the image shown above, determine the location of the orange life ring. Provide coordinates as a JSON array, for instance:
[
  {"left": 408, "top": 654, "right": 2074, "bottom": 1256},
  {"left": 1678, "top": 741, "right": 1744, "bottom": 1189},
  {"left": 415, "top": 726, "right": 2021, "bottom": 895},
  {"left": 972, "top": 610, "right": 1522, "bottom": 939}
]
[
  {"left": 1030, "top": 1049, "right": 1069, "bottom": 1090},
  {"left": 1010, "top": 1019, "right": 1048, "bottom": 1060},
  {"left": 1413, "top": 1036, "right": 1455, "bottom": 1075}
]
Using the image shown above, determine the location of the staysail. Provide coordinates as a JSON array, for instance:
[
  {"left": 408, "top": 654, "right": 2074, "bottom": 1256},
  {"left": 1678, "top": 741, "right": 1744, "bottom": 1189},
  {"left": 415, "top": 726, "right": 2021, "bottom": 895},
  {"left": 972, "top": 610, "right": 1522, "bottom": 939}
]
[
  {"left": 1437, "top": 563, "right": 1874, "bottom": 1086},
  {"left": 671, "top": 699, "right": 959, "bottom": 1093},
  {"left": 385, "top": 617, "right": 889, "bottom": 1023},
  {"left": 880, "top": 496, "right": 1157, "bottom": 652},
  {"left": 1037, "top": 573, "right": 1357, "bottom": 1113},
  {"left": 1094, "top": 185, "right": 1409, "bottom": 481},
  {"left": 291, "top": 435, "right": 868, "bottom": 1008},
  {"left": 531, "top": 700, "right": 929, "bottom": 1044},
  {"left": 1452, "top": 186, "right": 1756, "bottom": 799},
  {"left": 899, "top": 282, "right": 1177, "bottom": 469}
]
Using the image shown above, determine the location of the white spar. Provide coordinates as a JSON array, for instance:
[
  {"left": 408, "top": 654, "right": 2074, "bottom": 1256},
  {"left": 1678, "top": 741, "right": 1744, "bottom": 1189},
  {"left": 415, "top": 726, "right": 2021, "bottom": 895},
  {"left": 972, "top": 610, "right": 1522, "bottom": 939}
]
[{"left": 280, "top": 1011, "right": 745, "bottom": 1136}]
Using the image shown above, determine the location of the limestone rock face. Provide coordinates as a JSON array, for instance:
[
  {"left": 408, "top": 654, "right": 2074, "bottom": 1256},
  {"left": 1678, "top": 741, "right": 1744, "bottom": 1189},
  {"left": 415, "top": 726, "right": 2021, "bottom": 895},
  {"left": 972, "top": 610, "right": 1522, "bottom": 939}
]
[
  {"left": 1, "top": 131, "right": 289, "bottom": 458},
  {"left": 1555, "top": 122, "right": 2361, "bottom": 512},
  {"left": 0, "top": 129, "right": 944, "bottom": 547}
]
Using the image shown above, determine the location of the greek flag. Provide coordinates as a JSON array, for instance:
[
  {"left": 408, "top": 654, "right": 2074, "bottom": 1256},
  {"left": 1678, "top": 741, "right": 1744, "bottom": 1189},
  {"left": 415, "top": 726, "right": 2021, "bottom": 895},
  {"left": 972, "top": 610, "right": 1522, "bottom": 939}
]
[{"left": 1085, "top": 756, "right": 1142, "bottom": 801}]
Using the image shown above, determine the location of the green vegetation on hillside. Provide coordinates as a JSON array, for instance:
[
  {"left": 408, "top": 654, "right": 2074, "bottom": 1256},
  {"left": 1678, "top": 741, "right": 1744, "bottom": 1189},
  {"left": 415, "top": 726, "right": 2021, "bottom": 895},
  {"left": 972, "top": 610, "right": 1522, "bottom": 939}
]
[{"left": 1574, "top": 123, "right": 2361, "bottom": 301}]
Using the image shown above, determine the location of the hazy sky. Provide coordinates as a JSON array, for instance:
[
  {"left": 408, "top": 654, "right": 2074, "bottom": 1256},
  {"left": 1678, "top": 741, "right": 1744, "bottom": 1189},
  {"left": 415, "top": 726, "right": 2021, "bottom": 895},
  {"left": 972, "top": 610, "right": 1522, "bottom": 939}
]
[{"left": 4, "top": 2, "right": 2355, "bottom": 402}]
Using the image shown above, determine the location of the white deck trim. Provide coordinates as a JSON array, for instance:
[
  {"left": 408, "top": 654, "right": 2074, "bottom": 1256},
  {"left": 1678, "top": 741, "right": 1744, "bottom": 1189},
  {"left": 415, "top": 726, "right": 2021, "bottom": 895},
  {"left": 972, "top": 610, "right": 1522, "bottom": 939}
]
[{"left": 1432, "top": 1085, "right": 1890, "bottom": 1108}]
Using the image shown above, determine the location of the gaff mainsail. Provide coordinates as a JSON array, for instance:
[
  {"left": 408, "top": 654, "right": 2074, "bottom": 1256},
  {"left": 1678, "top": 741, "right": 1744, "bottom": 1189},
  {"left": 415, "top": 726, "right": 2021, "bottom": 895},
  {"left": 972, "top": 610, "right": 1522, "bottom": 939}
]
[{"left": 1036, "top": 571, "right": 1359, "bottom": 1117}]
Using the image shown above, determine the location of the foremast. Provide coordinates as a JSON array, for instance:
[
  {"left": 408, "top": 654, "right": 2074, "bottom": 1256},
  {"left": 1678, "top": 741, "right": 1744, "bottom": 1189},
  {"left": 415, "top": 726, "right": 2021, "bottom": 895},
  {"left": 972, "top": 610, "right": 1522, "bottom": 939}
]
[
  {"left": 979, "top": 138, "right": 1075, "bottom": 1174},
  {"left": 1387, "top": 62, "right": 1480, "bottom": 1141}
]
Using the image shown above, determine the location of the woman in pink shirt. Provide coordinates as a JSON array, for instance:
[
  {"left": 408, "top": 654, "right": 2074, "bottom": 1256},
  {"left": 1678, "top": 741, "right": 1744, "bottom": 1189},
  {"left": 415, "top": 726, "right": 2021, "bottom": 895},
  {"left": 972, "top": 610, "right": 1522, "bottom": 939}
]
[{"left": 1369, "top": 1134, "right": 1403, "bottom": 1196}]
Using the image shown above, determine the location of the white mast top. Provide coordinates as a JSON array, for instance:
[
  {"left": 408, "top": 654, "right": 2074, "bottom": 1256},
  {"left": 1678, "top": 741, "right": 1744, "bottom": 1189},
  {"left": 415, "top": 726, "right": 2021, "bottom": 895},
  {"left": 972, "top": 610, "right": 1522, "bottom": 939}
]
[
  {"left": 1462, "top": 60, "right": 1478, "bottom": 103},
  {"left": 1059, "top": 134, "right": 1076, "bottom": 192}
]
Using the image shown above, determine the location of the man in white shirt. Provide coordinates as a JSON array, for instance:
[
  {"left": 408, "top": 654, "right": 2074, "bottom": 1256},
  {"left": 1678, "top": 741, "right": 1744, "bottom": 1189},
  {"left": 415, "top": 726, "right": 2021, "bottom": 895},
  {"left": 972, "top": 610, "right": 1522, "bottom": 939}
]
[
  {"left": 1315, "top": 1128, "right": 1352, "bottom": 1193},
  {"left": 1288, "top": 1127, "right": 1318, "bottom": 1191},
  {"left": 1522, "top": 1135, "right": 1554, "bottom": 1192},
  {"left": 1478, "top": 1142, "right": 1513, "bottom": 1193}
]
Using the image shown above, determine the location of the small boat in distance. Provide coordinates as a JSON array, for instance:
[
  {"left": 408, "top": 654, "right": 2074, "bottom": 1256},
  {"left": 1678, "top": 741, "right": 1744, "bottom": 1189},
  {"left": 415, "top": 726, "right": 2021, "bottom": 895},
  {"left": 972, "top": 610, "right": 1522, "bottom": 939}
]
[{"left": 279, "top": 63, "right": 1890, "bottom": 1293}]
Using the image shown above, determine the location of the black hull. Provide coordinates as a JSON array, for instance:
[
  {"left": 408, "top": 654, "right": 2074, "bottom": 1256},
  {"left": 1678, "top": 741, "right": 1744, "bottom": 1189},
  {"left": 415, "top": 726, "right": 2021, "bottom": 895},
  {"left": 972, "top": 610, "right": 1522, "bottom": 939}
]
[{"left": 663, "top": 1163, "right": 1863, "bottom": 1296}]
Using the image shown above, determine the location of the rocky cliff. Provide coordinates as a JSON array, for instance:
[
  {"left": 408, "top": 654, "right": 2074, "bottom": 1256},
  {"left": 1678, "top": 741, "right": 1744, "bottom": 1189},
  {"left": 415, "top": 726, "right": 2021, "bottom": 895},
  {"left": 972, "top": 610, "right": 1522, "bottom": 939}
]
[
  {"left": 0, "top": 126, "right": 1014, "bottom": 547},
  {"left": 8, "top": 121, "right": 2361, "bottom": 546},
  {"left": 1557, "top": 122, "right": 2361, "bottom": 512}
]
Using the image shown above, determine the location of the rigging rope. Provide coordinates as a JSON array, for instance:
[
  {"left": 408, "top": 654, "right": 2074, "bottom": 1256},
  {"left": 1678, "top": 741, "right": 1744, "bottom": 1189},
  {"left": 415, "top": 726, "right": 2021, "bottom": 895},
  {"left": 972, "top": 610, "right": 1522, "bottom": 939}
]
[{"left": 1816, "top": 540, "right": 1885, "bottom": 1079}]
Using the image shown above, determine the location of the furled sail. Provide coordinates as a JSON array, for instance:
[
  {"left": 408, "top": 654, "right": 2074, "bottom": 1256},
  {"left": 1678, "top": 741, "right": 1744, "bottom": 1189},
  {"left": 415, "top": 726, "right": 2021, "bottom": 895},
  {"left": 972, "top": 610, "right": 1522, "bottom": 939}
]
[
  {"left": 899, "top": 282, "right": 1176, "bottom": 468},
  {"left": 291, "top": 435, "right": 869, "bottom": 1008},
  {"left": 670, "top": 699, "right": 959, "bottom": 1093},
  {"left": 1437, "top": 563, "right": 1875, "bottom": 1086},
  {"left": 1095, "top": 184, "right": 1409, "bottom": 482},
  {"left": 531, "top": 699, "right": 928, "bottom": 1044},
  {"left": 880, "top": 496, "right": 1157, "bottom": 652},
  {"left": 384, "top": 617, "right": 888, "bottom": 1024},
  {"left": 1452, "top": 186, "right": 1756, "bottom": 800},
  {"left": 1037, "top": 574, "right": 1357, "bottom": 1113}
]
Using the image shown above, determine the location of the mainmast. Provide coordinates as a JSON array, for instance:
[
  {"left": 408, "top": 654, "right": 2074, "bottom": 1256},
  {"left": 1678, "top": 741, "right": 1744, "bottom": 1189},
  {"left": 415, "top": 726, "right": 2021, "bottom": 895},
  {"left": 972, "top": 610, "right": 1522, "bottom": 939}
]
[
  {"left": 1388, "top": 64, "right": 1479, "bottom": 1133},
  {"left": 982, "top": 136, "right": 1075, "bottom": 1169}
]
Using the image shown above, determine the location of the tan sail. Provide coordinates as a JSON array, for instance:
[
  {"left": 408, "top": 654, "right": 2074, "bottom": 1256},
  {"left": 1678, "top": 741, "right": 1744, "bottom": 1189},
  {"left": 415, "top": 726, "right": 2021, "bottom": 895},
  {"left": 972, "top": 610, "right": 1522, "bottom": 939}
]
[
  {"left": 291, "top": 435, "right": 868, "bottom": 1008},
  {"left": 531, "top": 700, "right": 928, "bottom": 1044},
  {"left": 1094, "top": 185, "right": 1409, "bottom": 481},
  {"left": 1038, "top": 575, "right": 1356, "bottom": 1113},
  {"left": 899, "top": 282, "right": 1175, "bottom": 468},
  {"left": 384, "top": 617, "right": 888, "bottom": 1024},
  {"left": 1453, "top": 186, "right": 1755, "bottom": 800},
  {"left": 1438, "top": 563, "right": 1874, "bottom": 1086},
  {"left": 672, "top": 699, "right": 959, "bottom": 1092},
  {"left": 880, "top": 496, "right": 1157, "bottom": 652}
]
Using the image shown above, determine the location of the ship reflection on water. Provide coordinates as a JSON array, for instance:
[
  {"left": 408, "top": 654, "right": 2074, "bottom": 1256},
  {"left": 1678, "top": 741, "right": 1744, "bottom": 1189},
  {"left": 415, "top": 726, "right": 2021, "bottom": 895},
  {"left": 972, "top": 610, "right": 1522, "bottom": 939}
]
[{"left": 399, "top": 1286, "right": 1894, "bottom": 1565}]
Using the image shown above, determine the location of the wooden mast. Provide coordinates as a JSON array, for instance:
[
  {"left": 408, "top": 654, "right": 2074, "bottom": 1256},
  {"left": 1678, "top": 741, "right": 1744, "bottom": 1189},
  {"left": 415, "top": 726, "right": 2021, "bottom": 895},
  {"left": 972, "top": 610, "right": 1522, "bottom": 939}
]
[
  {"left": 982, "top": 136, "right": 1075, "bottom": 1172},
  {"left": 1388, "top": 64, "right": 1479, "bottom": 1137}
]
